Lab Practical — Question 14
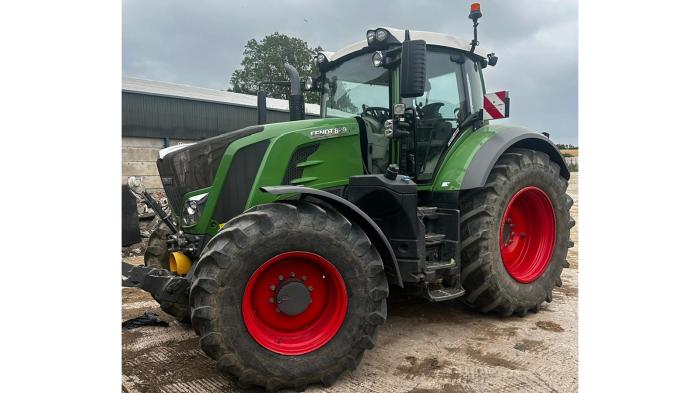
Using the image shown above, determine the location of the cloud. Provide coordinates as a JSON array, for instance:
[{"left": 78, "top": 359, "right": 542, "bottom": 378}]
[{"left": 123, "top": 0, "right": 578, "bottom": 144}]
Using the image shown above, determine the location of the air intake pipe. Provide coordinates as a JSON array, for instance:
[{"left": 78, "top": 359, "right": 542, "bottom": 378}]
[{"left": 284, "top": 63, "right": 305, "bottom": 121}]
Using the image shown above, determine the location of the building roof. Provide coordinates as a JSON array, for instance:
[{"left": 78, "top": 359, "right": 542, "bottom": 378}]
[
  {"left": 328, "top": 27, "right": 490, "bottom": 63},
  {"left": 122, "top": 77, "right": 320, "bottom": 115}
]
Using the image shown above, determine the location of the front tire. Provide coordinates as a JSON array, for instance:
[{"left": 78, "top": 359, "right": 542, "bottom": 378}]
[
  {"left": 459, "top": 148, "right": 574, "bottom": 316},
  {"left": 190, "top": 201, "right": 389, "bottom": 391}
]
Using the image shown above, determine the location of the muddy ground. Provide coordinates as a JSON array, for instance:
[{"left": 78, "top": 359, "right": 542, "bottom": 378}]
[{"left": 122, "top": 173, "right": 578, "bottom": 393}]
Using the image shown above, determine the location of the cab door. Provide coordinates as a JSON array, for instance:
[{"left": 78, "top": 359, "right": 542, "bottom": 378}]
[{"left": 403, "top": 47, "right": 473, "bottom": 182}]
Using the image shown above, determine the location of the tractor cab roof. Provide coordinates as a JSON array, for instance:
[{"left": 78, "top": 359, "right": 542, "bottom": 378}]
[{"left": 322, "top": 27, "right": 490, "bottom": 63}]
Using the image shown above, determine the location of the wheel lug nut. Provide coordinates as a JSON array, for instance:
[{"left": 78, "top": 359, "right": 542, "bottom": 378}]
[
  {"left": 290, "top": 272, "right": 296, "bottom": 278},
  {"left": 302, "top": 275, "right": 307, "bottom": 281},
  {"left": 308, "top": 286, "right": 314, "bottom": 291},
  {"left": 278, "top": 275, "right": 283, "bottom": 281},
  {"left": 270, "top": 285, "right": 276, "bottom": 291},
  {"left": 269, "top": 297, "right": 274, "bottom": 303}
]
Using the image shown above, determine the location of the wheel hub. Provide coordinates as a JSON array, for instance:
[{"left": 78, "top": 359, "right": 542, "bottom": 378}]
[
  {"left": 499, "top": 186, "right": 556, "bottom": 283},
  {"left": 275, "top": 280, "right": 311, "bottom": 316},
  {"left": 242, "top": 251, "right": 348, "bottom": 355}
]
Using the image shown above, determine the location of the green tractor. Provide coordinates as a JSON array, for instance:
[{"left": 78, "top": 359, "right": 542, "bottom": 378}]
[{"left": 123, "top": 4, "right": 573, "bottom": 391}]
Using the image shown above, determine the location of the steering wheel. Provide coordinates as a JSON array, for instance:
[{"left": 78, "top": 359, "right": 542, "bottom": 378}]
[
  {"left": 421, "top": 102, "right": 445, "bottom": 119},
  {"left": 362, "top": 106, "right": 391, "bottom": 121}
]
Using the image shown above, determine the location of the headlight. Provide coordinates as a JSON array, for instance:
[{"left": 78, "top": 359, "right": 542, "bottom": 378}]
[
  {"left": 366, "top": 30, "right": 376, "bottom": 44},
  {"left": 375, "top": 28, "right": 389, "bottom": 42},
  {"left": 181, "top": 193, "right": 208, "bottom": 226},
  {"left": 383, "top": 119, "right": 393, "bottom": 138},
  {"left": 371, "top": 51, "right": 384, "bottom": 67}
]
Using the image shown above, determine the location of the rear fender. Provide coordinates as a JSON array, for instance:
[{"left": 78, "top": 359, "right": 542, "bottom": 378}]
[
  {"left": 261, "top": 186, "right": 403, "bottom": 288},
  {"left": 433, "top": 125, "right": 569, "bottom": 191}
]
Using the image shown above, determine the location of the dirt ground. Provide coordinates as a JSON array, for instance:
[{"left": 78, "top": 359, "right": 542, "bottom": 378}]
[{"left": 122, "top": 173, "right": 578, "bottom": 393}]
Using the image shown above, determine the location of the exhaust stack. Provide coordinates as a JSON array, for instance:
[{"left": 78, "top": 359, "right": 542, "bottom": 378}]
[
  {"left": 284, "top": 63, "right": 305, "bottom": 121},
  {"left": 255, "top": 64, "right": 306, "bottom": 124}
]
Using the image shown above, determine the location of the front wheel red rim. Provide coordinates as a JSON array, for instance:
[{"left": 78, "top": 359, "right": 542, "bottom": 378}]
[
  {"left": 500, "top": 186, "right": 556, "bottom": 283},
  {"left": 242, "top": 251, "right": 348, "bottom": 355}
]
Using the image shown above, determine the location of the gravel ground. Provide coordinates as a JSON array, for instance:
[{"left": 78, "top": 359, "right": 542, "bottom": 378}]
[{"left": 122, "top": 172, "right": 578, "bottom": 393}]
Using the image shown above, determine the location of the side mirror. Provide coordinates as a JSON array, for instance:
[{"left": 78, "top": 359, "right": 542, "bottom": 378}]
[{"left": 399, "top": 39, "right": 427, "bottom": 98}]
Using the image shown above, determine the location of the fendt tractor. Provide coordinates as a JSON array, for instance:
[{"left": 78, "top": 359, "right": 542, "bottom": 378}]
[{"left": 123, "top": 4, "right": 574, "bottom": 391}]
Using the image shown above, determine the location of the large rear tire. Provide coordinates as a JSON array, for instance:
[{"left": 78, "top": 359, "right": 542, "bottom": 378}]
[
  {"left": 143, "top": 224, "right": 190, "bottom": 323},
  {"left": 459, "top": 148, "right": 574, "bottom": 316},
  {"left": 190, "top": 201, "right": 389, "bottom": 392}
]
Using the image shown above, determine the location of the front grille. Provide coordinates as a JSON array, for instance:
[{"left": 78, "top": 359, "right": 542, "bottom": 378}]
[{"left": 157, "top": 125, "right": 263, "bottom": 212}]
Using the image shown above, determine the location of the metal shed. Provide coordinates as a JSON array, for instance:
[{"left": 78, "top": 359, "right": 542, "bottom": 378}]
[{"left": 122, "top": 77, "right": 320, "bottom": 140}]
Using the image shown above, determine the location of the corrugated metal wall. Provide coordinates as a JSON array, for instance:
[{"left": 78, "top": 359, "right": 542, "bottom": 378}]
[{"left": 122, "top": 92, "right": 310, "bottom": 140}]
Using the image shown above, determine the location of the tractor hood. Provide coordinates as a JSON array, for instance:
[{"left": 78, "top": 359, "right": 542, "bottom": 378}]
[
  {"left": 156, "top": 117, "right": 357, "bottom": 214},
  {"left": 156, "top": 124, "right": 264, "bottom": 212}
]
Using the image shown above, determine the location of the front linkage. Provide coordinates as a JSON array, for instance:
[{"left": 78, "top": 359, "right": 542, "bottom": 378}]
[
  {"left": 124, "top": 177, "right": 194, "bottom": 322},
  {"left": 122, "top": 259, "right": 191, "bottom": 322}
]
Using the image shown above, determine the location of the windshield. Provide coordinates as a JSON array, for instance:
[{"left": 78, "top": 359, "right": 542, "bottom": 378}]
[{"left": 323, "top": 52, "right": 390, "bottom": 117}]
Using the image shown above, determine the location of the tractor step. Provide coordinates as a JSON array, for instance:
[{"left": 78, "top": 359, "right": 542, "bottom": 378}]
[
  {"left": 417, "top": 206, "right": 439, "bottom": 220},
  {"left": 425, "top": 285, "right": 465, "bottom": 302},
  {"left": 425, "top": 232, "right": 446, "bottom": 246},
  {"left": 424, "top": 259, "right": 456, "bottom": 272}
]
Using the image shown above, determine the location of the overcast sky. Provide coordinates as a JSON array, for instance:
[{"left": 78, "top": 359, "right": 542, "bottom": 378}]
[{"left": 123, "top": 0, "right": 577, "bottom": 145}]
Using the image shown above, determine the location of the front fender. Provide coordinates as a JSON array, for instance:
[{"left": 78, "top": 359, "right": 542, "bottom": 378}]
[
  {"left": 261, "top": 185, "right": 404, "bottom": 288},
  {"left": 432, "top": 125, "right": 569, "bottom": 192}
]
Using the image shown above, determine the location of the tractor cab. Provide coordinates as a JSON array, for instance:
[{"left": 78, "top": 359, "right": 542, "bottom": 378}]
[{"left": 313, "top": 26, "right": 494, "bottom": 183}]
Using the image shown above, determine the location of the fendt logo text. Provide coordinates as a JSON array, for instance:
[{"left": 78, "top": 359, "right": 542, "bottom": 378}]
[{"left": 309, "top": 127, "right": 348, "bottom": 139}]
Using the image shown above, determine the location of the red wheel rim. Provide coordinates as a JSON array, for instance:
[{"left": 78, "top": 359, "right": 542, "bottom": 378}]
[
  {"left": 242, "top": 251, "right": 348, "bottom": 355},
  {"left": 499, "top": 186, "right": 556, "bottom": 283}
]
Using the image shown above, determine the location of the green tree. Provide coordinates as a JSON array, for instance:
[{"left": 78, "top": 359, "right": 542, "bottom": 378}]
[{"left": 229, "top": 32, "right": 322, "bottom": 104}]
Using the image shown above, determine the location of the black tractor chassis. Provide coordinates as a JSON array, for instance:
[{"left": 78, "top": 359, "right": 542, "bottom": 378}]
[{"left": 346, "top": 175, "right": 465, "bottom": 301}]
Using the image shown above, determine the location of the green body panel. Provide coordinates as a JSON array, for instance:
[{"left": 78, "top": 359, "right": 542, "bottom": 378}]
[
  {"left": 423, "top": 123, "right": 516, "bottom": 192},
  {"left": 181, "top": 120, "right": 523, "bottom": 236},
  {"left": 185, "top": 117, "right": 363, "bottom": 236}
]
